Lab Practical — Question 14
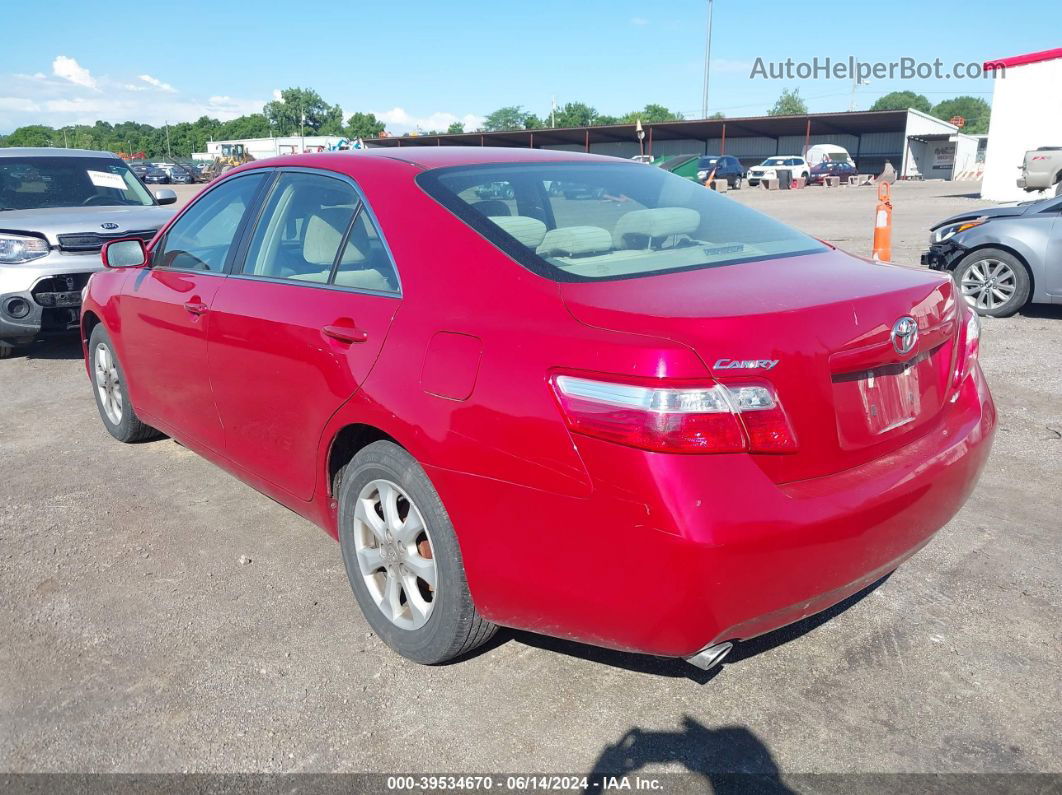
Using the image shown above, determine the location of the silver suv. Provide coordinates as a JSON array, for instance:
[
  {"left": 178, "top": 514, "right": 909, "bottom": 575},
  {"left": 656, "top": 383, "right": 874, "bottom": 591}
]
[{"left": 0, "top": 148, "right": 177, "bottom": 357}]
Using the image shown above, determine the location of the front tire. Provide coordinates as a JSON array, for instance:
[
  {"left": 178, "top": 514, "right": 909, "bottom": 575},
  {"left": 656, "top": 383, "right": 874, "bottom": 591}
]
[
  {"left": 338, "top": 441, "right": 496, "bottom": 664},
  {"left": 952, "top": 248, "right": 1031, "bottom": 317},
  {"left": 88, "top": 325, "right": 161, "bottom": 442}
]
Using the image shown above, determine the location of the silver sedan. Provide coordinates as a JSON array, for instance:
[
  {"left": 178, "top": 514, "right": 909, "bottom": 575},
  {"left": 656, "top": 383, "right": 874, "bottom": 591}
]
[{"left": 922, "top": 196, "right": 1062, "bottom": 317}]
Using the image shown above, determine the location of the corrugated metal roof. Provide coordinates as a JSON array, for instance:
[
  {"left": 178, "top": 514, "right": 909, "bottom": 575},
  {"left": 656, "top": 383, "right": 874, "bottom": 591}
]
[{"left": 367, "top": 110, "right": 914, "bottom": 149}]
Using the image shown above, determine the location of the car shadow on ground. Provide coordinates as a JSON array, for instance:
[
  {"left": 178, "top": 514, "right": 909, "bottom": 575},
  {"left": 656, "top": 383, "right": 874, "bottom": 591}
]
[
  {"left": 479, "top": 575, "right": 890, "bottom": 684},
  {"left": 14, "top": 338, "right": 84, "bottom": 361},
  {"left": 1016, "top": 304, "right": 1062, "bottom": 320},
  {"left": 584, "top": 716, "right": 794, "bottom": 793}
]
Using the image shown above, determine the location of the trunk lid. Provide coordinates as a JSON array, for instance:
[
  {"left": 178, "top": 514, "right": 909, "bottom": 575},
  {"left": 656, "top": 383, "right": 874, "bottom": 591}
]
[{"left": 560, "top": 249, "right": 961, "bottom": 483}]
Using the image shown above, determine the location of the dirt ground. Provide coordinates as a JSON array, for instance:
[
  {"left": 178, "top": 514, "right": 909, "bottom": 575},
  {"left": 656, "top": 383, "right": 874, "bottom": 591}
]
[{"left": 1, "top": 179, "right": 1059, "bottom": 778}]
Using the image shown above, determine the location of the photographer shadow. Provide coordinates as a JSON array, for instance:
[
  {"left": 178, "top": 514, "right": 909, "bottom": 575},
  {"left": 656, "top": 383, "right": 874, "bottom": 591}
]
[{"left": 586, "top": 716, "right": 794, "bottom": 794}]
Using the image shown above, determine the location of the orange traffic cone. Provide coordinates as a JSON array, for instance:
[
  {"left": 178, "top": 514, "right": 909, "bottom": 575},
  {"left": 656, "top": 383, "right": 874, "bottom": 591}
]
[
  {"left": 872, "top": 182, "right": 892, "bottom": 262},
  {"left": 875, "top": 180, "right": 892, "bottom": 260}
]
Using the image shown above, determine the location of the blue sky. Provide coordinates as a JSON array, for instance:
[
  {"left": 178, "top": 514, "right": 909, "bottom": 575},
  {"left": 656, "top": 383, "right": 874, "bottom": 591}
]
[{"left": 1, "top": 0, "right": 1058, "bottom": 134}]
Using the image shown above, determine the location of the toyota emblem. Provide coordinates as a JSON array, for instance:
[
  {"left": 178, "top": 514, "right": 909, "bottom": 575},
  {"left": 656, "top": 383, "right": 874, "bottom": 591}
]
[{"left": 890, "top": 316, "right": 918, "bottom": 355}]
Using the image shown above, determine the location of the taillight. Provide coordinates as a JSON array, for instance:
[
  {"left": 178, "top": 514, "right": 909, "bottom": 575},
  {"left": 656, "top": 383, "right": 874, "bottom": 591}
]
[
  {"left": 551, "top": 375, "right": 797, "bottom": 454},
  {"left": 952, "top": 307, "right": 981, "bottom": 389}
]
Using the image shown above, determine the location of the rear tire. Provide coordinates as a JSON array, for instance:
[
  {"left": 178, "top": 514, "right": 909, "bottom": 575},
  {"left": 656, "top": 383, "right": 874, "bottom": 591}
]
[
  {"left": 88, "top": 325, "right": 161, "bottom": 442},
  {"left": 337, "top": 441, "right": 496, "bottom": 664}
]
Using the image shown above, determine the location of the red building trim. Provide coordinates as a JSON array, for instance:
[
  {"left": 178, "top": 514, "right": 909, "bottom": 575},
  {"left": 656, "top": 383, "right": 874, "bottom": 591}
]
[{"left": 984, "top": 48, "right": 1062, "bottom": 70}]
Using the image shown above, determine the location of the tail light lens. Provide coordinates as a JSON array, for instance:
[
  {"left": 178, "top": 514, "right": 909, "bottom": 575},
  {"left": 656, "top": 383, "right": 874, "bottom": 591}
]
[
  {"left": 551, "top": 375, "right": 797, "bottom": 454},
  {"left": 952, "top": 307, "right": 981, "bottom": 389}
]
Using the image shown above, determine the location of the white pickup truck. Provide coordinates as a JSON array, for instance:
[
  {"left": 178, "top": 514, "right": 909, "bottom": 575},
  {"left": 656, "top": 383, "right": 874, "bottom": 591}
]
[{"left": 1018, "top": 147, "right": 1062, "bottom": 192}]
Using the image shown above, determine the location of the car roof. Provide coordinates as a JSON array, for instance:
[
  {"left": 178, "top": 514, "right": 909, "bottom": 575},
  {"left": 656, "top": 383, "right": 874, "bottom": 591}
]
[
  {"left": 232, "top": 146, "right": 627, "bottom": 177},
  {"left": 0, "top": 147, "right": 120, "bottom": 159}
]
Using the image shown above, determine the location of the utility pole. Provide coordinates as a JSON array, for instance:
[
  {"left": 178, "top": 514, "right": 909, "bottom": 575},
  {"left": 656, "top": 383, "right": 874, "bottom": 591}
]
[
  {"left": 849, "top": 76, "right": 870, "bottom": 111},
  {"left": 165, "top": 121, "right": 172, "bottom": 158},
  {"left": 701, "top": 0, "right": 714, "bottom": 119},
  {"left": 551, "top": 96, "right": 557, "bottom": 128}
]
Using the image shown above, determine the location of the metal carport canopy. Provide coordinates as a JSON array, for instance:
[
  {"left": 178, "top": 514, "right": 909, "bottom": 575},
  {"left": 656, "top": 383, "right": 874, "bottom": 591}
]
[{"left": 366, "top": 109, "right": 912, "bottom": 149}]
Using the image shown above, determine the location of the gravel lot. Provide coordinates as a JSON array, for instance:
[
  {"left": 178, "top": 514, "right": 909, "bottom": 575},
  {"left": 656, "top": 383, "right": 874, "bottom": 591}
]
[{"left": 1, "top": 179, "right": 1059, "bottom": 778}]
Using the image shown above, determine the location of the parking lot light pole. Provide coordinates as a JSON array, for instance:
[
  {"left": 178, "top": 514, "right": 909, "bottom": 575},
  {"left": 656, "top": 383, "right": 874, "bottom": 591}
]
[
  {"left": 701, "top": 0, "right": 714, "bottom": 118},
  {"left": 636, "top": 119, "right": 645, "bottom": 157}
]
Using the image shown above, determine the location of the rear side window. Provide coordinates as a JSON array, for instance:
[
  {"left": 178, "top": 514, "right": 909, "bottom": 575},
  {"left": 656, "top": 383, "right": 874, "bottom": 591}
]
[
  {"left": 239, "top": 172, "right": 399, "bottom": 293},
  {"left": 417, "top": 162, "right": 825, "bottom": 282}
]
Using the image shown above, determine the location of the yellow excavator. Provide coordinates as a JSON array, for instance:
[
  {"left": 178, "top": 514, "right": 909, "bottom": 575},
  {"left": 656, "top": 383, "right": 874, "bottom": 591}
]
[{"left": 202, "top": 144, "right": 255, "bottom": 181}]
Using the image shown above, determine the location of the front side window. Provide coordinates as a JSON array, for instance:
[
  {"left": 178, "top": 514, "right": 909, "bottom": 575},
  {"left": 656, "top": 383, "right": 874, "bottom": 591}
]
[
  {"left": 418, "top": 162, "right": 825, "bottom": 282},
  {"left": 0, "top": 156, "right": 155, "bottom": 210},
  {"left": 153, "top": 172, "right": 266, "bottom": 272},
  {"left": 241, "top": 171, "right": 399, "bottom": 293}
]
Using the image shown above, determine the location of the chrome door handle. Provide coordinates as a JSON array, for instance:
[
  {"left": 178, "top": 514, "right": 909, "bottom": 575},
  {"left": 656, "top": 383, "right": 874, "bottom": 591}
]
[{"left": 183, "top": 301, "right": 208, "bottom": 315}]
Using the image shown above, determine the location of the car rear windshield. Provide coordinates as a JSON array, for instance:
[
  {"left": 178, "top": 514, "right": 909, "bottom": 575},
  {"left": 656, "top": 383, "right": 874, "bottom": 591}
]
[
  {"left": 0, "top": 156, "right": 155, "bottom": 210},
  {"left": 417, "top": 162, "right": 825, "bottom": 282}
]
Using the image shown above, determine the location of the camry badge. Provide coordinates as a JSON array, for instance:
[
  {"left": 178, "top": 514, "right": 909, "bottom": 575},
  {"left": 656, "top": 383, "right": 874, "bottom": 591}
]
[
  {"left": 100, "top": 222, "right": 119, "bottom": 230},
  {"left": 890, "top": 316, "right": 918, "bottom": 355},
  {"left": 714, "top": 359, "right": 779, "bottom": 370}
]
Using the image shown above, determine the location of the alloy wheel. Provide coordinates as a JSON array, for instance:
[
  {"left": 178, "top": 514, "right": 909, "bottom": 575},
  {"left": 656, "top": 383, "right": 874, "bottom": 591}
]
[
  {"left": 352, "top": 479, "right": 437, "bottom": 630},
  {"left": 94, "top": 342, "right": 123, "bottom": 425},
  {"left": 961, "top": 258, "right": 1017, "bottom": 311}
]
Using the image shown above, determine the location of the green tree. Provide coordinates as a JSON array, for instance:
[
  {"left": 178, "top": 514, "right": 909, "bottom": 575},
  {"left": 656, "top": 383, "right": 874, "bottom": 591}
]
[
  {"left": 594, "top": 114, "right": 620, "bottom": 126},
  {"left": 870, "top": 91, "right": 932, "bottom": 113},
  {"left": 931, "top": 96, "right": 991, "bottom": 134},
  {"left": 553, "top": 101, "right": 598, "bottom": 127},
  {"left": 621, "top": 103, "right": 683, "bottom": 123},
  {"left": 483, "top": 105, "right": 540, "bottom": 131},
  {"left": 218, "top": 113, "right": 271, "bottom": 141},
  {"left": 446, "top": 121, "right": 465, "bottom": 134},
  {"left": 345, "top": 112, "right": 386, "bottom": 139},
  {"left": 3, "top": 125, "right": 58, "bottom": 147},
  {"left": 767, "top": 88, "right": 808, "bottom": 116},
  {"left": 708, "top": 112, "right": 726, "bottom": 119},
  {"left": 264, "top": 87, "right": 343, "bottom": 136}
]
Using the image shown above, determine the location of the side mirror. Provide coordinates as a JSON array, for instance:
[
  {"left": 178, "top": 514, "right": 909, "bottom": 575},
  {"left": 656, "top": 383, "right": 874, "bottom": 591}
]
[
  {"left": 102, "top": 238, "right": 148, "bottom": 269},
  {"left": 154, "top": 188, "right": 177, "bottom": 206}
]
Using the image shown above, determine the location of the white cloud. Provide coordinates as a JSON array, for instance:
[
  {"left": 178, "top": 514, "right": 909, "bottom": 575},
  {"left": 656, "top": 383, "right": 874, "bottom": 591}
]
[
  {"left": 0, "top": 59, "right": 267, "bottom": 132},
  {"left": 373, "top": 106, "right": 485, "bottom": 134},
  {"left": 630, "top": 16, "right": 649, "bottom": 26},
  {"left": 0, "top": 97, "right": 41, "bottom": 113},
  {"left": 138, "top": 74, "right": 176, "bottom": 93},
  {"left": 52, "top": 55, "right": 97, "bottom": 89},
  {"left": 272, "top": 88, "right": 283, "bottom": 101}
]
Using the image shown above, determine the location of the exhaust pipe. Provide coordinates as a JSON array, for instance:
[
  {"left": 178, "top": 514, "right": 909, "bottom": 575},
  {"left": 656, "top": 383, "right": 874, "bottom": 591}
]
[{"left": 685, "top": 641, "right": 733, "bottom": 671}]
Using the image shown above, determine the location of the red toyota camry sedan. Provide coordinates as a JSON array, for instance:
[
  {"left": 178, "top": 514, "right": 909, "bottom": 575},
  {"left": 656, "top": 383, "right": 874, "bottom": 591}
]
[{"left": 81, "top": 148, "right": 995, "bottom": 669}]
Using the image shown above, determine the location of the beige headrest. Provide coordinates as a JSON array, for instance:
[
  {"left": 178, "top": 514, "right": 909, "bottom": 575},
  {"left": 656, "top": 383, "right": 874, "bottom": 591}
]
[
  {"left": 537, "top": 226, "right": 612, "bottom": 257},
  {"left": 491, "top": 215, "right": 547, "bottom": 248},
  {"left": 612, "top": 207, "right": 701, "bottom": 249}
]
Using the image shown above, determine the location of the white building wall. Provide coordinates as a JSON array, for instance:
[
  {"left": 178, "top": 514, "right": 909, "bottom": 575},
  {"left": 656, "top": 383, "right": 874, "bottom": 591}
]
[
  {"left": 194, "top": 135, "right": 348, "bottom": 162},
  {"left": 900, "top": 110, "right": 960, "bottom": 178},
  {"left": 981, "top": 55, "right": 1062, "bottom": 200}
]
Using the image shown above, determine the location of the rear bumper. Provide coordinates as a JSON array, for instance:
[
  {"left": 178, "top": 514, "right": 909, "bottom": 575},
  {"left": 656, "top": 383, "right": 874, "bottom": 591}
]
[{"left": 431, "top": 366, "right": 995, "bottom": 658}]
